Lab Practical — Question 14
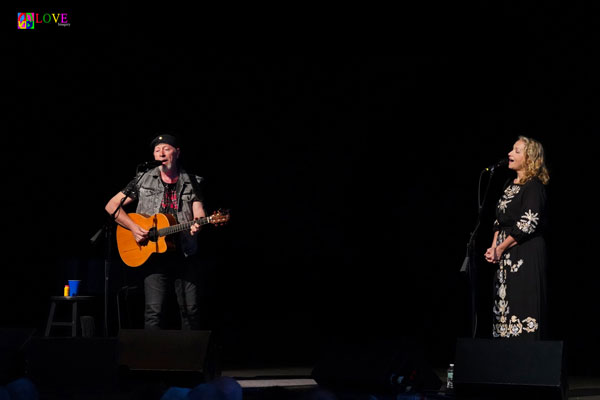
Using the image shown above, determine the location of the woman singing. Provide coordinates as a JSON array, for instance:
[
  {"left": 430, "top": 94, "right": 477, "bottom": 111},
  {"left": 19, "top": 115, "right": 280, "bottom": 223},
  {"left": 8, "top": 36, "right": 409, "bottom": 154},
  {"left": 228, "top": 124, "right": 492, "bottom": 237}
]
[{"left": 485, "top": 136, "right": 550, "bottom": 339}]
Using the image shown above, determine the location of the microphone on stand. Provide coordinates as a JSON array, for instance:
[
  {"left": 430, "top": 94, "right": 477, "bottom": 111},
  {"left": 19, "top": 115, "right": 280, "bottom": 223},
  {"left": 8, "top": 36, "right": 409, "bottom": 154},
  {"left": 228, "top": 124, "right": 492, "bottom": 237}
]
[
  {"left": 484, "top": 158, "right": 508, "bottom": 172},
  {"left": 137, "top": 160, "right": 165, "bottom": 170}
]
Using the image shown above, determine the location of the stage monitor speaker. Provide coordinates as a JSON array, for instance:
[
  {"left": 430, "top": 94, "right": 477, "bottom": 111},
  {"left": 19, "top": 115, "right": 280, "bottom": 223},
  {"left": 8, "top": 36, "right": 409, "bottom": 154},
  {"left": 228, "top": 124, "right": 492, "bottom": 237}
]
[
  {"left": 454, "top": 338, "right": 567, "bottom": 400},
  {"left": 311, "top": 338, "right": 442, "bottom": 395},
  {"left": 118, "top": 329, "right": 216, "bottom": 380}
]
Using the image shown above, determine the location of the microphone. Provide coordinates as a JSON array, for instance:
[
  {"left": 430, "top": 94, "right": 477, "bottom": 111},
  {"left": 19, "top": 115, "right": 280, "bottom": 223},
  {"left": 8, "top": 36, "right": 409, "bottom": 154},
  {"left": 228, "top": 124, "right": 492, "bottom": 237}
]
[
  {"left": 484, "top": 158, "right": 508, "bottom": 172},
  {"left": 138, "top": 160, "right": 165, "bottom": 169}
]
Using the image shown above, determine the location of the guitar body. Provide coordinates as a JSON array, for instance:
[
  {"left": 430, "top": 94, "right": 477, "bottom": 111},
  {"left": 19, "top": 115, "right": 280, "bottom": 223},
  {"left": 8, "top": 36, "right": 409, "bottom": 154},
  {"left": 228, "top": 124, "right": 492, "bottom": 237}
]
[{"left": 116, "top": 213, "right": 177, "bottom": 267}]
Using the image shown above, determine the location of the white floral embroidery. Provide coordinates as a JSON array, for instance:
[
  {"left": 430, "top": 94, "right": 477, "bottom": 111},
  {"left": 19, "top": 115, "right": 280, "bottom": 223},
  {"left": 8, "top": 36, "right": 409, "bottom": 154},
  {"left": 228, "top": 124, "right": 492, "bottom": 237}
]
[
  {"left": 510, "top": 260, "right": 524, "bottom": 273},
  {"left": 498, "top": 283, "right": 507, "bottom": 300},
  {"left": 501, "top": 252, "right": 524, "bottom": 272},
  {"left": 493, "top": 264, "right": 509, "bottom": 338},
  {"left": 496, "top": 230, "right": 507, "bottom": 247},
  {"left": 498, "top": 200, "right": 510, "bottom": 213},
  {"left": 497, "top": 185, "right": 520, "bottom": 213},
  {"left": 505, "top": 185, "right": 521, "bottom": 197},
  {"left": 494, "top": 323, "right": 509, "bottom": 338},
  {"left": 509, "top": 315, "right": 523, "bottom": 336},
  {"left": 522, "top": 317, "right": 538, "bottom": 333},
  {"left": 494, "top": 314, "right": 538, "bottom": 338},
  {"left": 516, "top": 209, "right": 539, "bottom": 234},
  {"left": 492, "top": 253, "right": 537, "bottom": 338}
]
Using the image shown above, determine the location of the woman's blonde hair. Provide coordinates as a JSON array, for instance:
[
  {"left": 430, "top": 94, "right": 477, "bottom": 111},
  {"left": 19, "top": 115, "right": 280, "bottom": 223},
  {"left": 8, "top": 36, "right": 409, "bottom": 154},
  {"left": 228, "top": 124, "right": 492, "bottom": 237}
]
[{"left": 517, "top": 136, "right": 550, "bottom": 185}]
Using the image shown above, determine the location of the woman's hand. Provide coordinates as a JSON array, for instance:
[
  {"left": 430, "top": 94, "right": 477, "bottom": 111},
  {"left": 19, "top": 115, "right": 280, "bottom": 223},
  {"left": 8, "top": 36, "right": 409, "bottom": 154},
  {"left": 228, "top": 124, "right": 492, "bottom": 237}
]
[{"left": 485, "top": 246, "right": 500, "bottom": 263}]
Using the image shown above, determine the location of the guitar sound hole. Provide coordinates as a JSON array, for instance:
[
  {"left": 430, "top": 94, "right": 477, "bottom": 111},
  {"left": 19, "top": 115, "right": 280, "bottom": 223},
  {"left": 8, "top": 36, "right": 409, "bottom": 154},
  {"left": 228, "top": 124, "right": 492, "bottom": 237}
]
[{"left": 148, "top": 228, "right": 158, "bottom": 242}]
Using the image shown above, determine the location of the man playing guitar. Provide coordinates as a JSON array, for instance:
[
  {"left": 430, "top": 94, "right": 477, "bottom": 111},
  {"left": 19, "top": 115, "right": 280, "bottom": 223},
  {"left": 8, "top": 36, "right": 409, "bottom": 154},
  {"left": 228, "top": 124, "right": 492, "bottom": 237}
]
[{"left": 105, "top": 133, "right": 206, "bottom": 330}]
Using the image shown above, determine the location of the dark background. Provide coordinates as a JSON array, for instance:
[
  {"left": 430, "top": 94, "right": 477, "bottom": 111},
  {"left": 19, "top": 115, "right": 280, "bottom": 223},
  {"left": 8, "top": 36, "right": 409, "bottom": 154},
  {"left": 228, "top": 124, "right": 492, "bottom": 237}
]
[{"left": 3, "top": 2, "right": 599, "bottom": 374}]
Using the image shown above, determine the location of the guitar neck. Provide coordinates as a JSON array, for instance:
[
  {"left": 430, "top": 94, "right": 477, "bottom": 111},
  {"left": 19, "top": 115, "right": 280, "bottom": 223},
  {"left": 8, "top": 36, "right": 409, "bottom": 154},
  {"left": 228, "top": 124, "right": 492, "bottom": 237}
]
[{"left": 158, "top": 217, "right": 211, "bottom": 237}]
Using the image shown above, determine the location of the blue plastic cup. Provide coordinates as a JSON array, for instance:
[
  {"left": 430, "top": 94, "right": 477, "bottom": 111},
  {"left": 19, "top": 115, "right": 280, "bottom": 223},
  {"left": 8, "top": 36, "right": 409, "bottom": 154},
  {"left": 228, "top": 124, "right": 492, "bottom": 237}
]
[{"left": 68, "top": 280, "right": 81, "bottom": 296}]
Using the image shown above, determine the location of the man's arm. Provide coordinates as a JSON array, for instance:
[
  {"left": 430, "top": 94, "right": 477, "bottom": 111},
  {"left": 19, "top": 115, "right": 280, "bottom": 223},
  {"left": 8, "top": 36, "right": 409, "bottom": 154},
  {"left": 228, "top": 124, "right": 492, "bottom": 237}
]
[
  {"left": 105, "top": 192, "right": 149, "bottom": 244},
  {"left": 190, "top": 201, "right": 206, "bottom": 236}
]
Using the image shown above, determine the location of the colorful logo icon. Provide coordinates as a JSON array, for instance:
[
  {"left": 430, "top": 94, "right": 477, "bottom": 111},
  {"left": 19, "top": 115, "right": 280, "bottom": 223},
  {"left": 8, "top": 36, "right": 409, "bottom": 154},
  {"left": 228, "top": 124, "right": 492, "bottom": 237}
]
[
  {"left": 17, "top": 12, "right": 70, "bottom": 29},
  {"left": 17, "top": 13, "right": 35, "bottom": 29}
]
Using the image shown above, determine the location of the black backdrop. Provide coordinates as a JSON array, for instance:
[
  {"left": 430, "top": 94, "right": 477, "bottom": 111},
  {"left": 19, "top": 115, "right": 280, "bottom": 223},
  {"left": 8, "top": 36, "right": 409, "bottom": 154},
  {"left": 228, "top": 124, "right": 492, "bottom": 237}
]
[{"left": 4, "top": 2, "right": 599, "bottom": 373}]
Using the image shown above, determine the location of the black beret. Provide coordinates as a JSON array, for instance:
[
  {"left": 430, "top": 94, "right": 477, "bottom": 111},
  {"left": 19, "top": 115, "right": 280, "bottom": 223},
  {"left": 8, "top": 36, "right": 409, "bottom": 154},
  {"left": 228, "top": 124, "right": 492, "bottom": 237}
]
[{"left": 150, "top": 133, "right": 179, "bottom": 149}]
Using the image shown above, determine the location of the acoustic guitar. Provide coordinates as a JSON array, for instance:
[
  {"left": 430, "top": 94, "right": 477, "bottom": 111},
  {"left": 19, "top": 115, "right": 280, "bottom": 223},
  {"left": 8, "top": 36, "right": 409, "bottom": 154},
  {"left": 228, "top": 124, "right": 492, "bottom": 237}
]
[{"left": 116, "top": 210, "right": 230, "bottom": 267}]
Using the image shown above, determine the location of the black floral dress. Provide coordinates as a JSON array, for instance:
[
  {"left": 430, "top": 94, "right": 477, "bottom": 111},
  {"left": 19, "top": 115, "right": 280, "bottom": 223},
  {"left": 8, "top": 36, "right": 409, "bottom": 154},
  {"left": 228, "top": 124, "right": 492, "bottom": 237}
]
[{"left": 492, "top": 177, "right": 548, "bottom": 339}]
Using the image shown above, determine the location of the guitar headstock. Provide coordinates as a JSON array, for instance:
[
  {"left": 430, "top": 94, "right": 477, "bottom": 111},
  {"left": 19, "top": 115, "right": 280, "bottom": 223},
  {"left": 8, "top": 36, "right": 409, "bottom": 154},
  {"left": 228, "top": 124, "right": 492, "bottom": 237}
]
[{"left": 208, "top": 209, "right": 230, "bottom": 226}]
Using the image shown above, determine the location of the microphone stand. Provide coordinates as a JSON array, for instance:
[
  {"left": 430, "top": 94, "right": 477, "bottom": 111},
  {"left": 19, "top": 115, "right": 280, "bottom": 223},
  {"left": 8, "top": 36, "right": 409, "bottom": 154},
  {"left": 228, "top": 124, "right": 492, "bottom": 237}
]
[
  {"left": 89, "top": 163, "right": 157, "bottom": 337},
  {"left": 460, "top": 164, "right": 498, "bottom": 338}
]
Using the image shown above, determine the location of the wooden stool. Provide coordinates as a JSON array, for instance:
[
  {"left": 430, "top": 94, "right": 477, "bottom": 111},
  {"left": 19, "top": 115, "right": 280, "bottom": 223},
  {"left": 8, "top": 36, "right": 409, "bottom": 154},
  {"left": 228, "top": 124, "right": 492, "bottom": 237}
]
[{"left": 45, "top": 296, "right": 94, "bottom": 337}]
